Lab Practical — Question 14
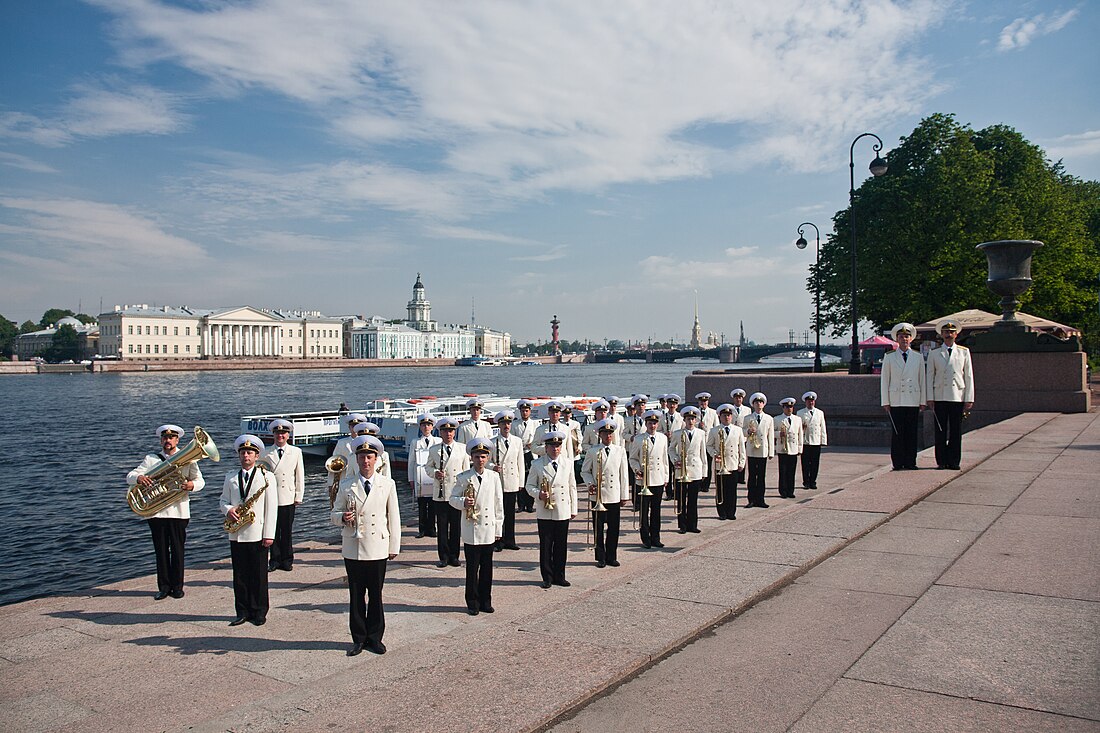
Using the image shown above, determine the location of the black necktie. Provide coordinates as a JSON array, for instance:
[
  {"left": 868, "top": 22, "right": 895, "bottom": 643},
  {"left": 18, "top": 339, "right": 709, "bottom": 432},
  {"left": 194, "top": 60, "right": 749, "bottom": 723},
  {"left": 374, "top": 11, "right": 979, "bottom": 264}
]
[
  {"left": 476, "top": 474, "right": 483, "bottom": 485},
  {"left": 903, "top": 351, "right": 908, "bottom": 362},
  {"left": 551, "top": 461, "right": 558, "bottom": 472},
  {"left": 725, "top": 426, "right": 730, "bottom": 435},
  {"left": 605, "top": 446, "right": 611, "bottom": 456},
  {"left": 277, "top": 448, "right": 283, "bottom": 459},
  {"left": 756, "top": 414, "right": 761, "bottom": 423},
  {"left": 445, "top": 445, "right": 451, "bottom": 461},
  {"left": 947, "top": 347, "right": 952, "bottom": 358},
  {"left": 363, "top": 479, "right": 371, "bottom": 495}
]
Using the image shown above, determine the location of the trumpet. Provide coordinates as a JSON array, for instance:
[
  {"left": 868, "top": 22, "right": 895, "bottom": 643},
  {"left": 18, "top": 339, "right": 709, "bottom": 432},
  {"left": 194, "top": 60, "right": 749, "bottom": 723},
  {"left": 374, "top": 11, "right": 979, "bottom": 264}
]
[
  {"left": 464, "top": 477, "right": 480, "bottom": 522},
  {"left": 540, "top": 475, "right": 555, "bottom": 511},
  {"left": 347, "top": 496, "right": 363, "bottom": 539},
  {"left": 675, "top": 432, "right": 688, "bottom": 517},
  {"left": 325, "top": 454, "right": 347, "bottom": 509},
  {"left": 747, "top": 421, "right": 762, "bottom": 450}
]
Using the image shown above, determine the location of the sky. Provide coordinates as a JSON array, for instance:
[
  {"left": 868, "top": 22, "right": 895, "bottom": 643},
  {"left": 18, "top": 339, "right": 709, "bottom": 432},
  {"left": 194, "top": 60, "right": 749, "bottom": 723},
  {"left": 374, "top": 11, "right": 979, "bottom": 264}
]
[{"left": 1, "top": 1, "right": 1097, "bottom": 346}]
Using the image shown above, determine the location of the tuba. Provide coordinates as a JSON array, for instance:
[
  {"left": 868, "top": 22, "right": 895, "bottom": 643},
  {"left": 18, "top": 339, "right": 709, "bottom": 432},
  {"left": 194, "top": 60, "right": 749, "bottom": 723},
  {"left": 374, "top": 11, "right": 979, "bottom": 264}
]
[
  {"left": 224, "top": 469, "right": 269, "bottom": 533},
  {"left": 326, "top": 455, "right": 347, "bottom": 509},
  {"left": 127, "top": 426, "right": 220, "bottom": 517}
]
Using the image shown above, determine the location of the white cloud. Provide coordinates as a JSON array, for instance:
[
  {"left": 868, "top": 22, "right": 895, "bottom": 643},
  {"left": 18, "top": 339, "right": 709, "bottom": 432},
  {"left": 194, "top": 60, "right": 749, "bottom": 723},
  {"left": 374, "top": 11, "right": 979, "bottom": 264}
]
[
  {"left": 0, "top": 151, "right": 58, "bottom": 174},
  {"left": 424, "top": 225, "right": 544, "bottom": 248},
  {"left": 639, "top": 245, "right": 783, "bottom": 283},
  {"left": 89, "top": 0, "right": 952, "bottom": 210},
  {"left": 510, "top": 244, "right": 568, "bottom": 263},
  {"left": 1044, "top": 129, "right": 1100, "bottom": 160},
  {"left": 997, "top": 9, "right": 1078, "bottom": 52}
]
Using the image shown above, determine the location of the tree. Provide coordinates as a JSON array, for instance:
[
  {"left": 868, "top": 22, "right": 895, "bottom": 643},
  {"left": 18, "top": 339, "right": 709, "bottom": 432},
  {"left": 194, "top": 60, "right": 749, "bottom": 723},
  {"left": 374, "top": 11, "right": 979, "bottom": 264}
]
[
  {"left": 46, "top": 324, "right": 80, "bottom": 363},
  {"left": 39, "top": 308, "right": 76, "bottom": 328},
  {"left": 19, "top": 320, "right": 38, "bottom": 334},
  {"left": 813, "top": 113, "right": 1100, "bottom": 354},
  {"left": 0, "top": 315, "right": 16, "bottom": 358}
]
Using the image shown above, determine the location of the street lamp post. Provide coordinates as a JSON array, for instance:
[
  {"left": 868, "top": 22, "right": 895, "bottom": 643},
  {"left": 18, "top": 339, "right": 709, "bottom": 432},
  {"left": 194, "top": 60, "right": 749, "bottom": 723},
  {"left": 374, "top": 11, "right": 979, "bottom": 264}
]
[
  {"left": 848, "top": 132, "right": 889, "bottom": 374},
  {"left": 795, "top": 222, "right": 822, "bottom": 373}
]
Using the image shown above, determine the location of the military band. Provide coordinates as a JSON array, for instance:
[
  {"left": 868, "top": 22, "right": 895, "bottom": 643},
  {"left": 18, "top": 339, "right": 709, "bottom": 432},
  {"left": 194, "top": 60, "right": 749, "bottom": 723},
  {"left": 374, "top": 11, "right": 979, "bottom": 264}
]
[
  {"left": 490, "top": 409, "right": 525, "bottom": 551},
  {"left": 263, "top": 419, "right": 304, "bottom": 572},
  {"left": 221, "top": 434, "right": 278, "bottom": 627},
  {"left": 581, "top": 419, "right": 628, "bottom": 567}
]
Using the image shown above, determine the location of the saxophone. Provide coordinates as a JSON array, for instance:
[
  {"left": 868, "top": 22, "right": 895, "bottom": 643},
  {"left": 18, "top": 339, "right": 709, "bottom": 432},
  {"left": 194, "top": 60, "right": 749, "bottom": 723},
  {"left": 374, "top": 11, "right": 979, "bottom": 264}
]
[
  {"left": 224, "top": 468, "right": 269, "bottom": 533},
  {"left": 464, "top": 477, "right": 480, "bottom": 521}
]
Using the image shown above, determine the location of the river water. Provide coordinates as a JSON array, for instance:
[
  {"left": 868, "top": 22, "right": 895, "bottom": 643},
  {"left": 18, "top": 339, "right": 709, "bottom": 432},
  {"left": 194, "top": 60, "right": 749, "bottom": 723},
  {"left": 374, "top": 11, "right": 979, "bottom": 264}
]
[{"left": 0, "top": 362, "right": 741, "bottom": 605}]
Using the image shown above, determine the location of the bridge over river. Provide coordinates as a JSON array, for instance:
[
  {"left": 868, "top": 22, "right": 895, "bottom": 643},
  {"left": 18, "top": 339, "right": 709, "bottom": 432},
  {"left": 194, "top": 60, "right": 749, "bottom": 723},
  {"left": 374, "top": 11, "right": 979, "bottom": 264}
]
[{"left": 586, "top": 344, "right": 845, "bottom": 364}]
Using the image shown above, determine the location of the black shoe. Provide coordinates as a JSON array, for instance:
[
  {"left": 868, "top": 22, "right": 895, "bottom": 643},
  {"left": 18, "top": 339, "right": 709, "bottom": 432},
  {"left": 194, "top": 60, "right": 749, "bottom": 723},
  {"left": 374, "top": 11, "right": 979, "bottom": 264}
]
[
  {"left": 436, "top": 561, "right": 448, "bottom": 568},
  {"left": 480, "top": 606, "right": 495, "bottom": 614},
  {"left": 416, "top": 532, "right": 425, "bottom": 538},
  {"left": 467, "top": 608, "right": 480, "bottom": 616},
  {"left": 689, "top": 528, "right": 701, "bottom": 533},
  {"left": 540, "top": 580, "right": 552, "bottom": 589},
  {"left": 730, "top": 515, "right": 737, "bottom": 520},
  {"left": 347, "top": 643, "right": 364, "bottom": 657},
  {"left": 365, "top": 641, "right": 387, "bottom": 655},
  {"left": 652, "top": 541, "right": 665, "bottom": 548},
  {"left": 553, "top": 579, "right": 571, "bottom": 587},
  {"left": 268, "top": 563, "right": 278, "bottom": 573},
  {"left": 717, "top": 516, "right": 726, "bottom": 521},
  {"left": 758, "top": 503, "right": 769, "bottom": 508},
  {"left": 154, "top": 591, "right": 169, "bottom": 601},
  {"left": 641, "top": 542, "right": 651, "bottom": 549},
  {"left": 251, "top": 617, "right": 267, "bottom": 626},
  {"left": 607, "top": 560, "right": 621, "bottom": 567},
  {"left": 677, "top": 529, "right": 687, "bottom": 534},
  {"left": 281, "top": 563, "right": 293, "bottom": 571},
  {"left": 448, "top": 559, "right": 461, "bottom": 567},
  {"left": 596, "top": 560, "right": 606, "bottom": 568},
  {"left": 229, "top": 617, "right": 248, "bottom": 626},
  {"left": 426, "top": 532, "right": 438, "bottom": 537},
  {"left": 504, "top": 543, "right": 521, "bottom": 550},
  {"left": 494, "top": 546, "right": 502, "bottom": 553},
  {"left": 170, "top": 589, "right": 184, "bottom": 599}
]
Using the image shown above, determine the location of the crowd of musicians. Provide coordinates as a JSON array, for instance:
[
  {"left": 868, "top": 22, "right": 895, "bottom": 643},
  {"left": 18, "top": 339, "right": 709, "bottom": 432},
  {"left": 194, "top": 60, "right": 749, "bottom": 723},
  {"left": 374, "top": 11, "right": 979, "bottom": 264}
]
[{"left": 126, "top": 320, "right": 973, "bottom": 658}]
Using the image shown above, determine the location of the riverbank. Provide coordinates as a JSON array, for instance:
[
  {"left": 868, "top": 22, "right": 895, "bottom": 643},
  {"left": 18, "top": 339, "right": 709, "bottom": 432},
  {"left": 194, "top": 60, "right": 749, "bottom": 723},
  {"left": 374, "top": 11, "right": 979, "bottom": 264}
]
[{"left": 3, "top": 410, "right": 1094, "bottom": 732}]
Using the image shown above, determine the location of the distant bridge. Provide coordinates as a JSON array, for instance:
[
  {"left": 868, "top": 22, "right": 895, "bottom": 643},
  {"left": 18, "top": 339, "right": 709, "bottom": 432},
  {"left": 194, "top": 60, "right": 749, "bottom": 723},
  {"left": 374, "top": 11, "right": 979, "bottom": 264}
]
[{"left": 586, "top": 344, "right": 845, "bottom": 364}]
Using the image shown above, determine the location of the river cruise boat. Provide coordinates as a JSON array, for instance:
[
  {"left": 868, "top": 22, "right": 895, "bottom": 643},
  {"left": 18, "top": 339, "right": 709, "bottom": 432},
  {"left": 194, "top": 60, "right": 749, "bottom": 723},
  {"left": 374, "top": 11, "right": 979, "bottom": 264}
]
[{"left": 240, "top": 393, "right": 618, "bottom": 468}]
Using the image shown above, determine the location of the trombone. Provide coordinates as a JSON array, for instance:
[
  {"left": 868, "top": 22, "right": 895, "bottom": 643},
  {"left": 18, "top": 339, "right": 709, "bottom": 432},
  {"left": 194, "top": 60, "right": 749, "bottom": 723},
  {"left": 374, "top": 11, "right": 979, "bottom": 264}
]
[
  {"left": 675, "top": 432, "right": 689, "bottom": 517},
  {"left": 716, "top": 428, "right": 725, "bottom": 509}
]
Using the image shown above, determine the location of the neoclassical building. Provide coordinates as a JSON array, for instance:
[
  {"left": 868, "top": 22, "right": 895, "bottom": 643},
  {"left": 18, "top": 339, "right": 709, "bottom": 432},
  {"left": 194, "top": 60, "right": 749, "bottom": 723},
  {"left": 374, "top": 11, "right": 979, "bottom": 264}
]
[{"left": 98, "top": 305, "right": 344, "bottom": 360}]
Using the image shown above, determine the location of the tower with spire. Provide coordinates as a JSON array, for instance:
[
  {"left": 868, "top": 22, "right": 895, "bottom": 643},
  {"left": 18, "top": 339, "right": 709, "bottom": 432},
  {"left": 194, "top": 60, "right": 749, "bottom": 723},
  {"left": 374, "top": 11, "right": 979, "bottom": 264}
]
[
  {"left": 406, "top": 273, "right": 437, "bottom": 331},
  {"left": 689, "top": 291, "right": 702, "bottom": 349}
]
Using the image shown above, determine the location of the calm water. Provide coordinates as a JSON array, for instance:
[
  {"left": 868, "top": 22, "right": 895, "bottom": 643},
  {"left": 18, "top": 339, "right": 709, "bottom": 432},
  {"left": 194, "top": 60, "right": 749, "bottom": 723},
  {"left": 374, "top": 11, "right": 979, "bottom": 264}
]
[{"left": 0, "top": 362, "right": 725, "bottom": 605}]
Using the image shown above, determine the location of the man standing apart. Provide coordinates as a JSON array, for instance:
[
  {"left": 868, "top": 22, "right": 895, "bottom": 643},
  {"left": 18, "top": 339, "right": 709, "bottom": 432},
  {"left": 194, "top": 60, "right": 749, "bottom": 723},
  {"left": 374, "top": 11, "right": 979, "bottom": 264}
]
[
  {"left": 263, "top": 419, "right": 304, "bottom": 572},
  {"left": 332, "top": 435, "right": 400, "bottom": 656},
  {"left": 451, "top": 438, "right": 504, "bottom": 615},
  {"left": 926, "top": 321, "right": 974, "bottom": 470},
  {"left": 881, "top": 322, "right": 926, "bottom": 470},
  {"left": 127, "top": 424, "right": 204, "bottom": 600}
]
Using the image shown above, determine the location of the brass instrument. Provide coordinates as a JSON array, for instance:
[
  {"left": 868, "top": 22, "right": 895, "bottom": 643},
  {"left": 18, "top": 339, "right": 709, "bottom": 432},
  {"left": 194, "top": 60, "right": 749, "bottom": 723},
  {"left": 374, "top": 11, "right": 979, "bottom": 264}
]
[
  {"left": 128, "top": 426, "right": 220, "bottom": 517},
  {"left": 588, "top": 449, "right": 607, "bottom": 548},
  {"left": 325, "top": 454, "right": 347, "bottom": 509},
  {"left": 676, "top": 431, "right": 689, "bottom": 517},
  {"left": 748, "top": 419, "right": 762, "bottom": 450},
  {"left": 540, "top": 474, "right": 555, "bottom": 511},
  {"left": 347, "top": 496, "right": 363, "bottom": 538},
  {"left": 716, "top": 427, "right": 726, "bottom": 507},
  {"left": 464, "top": 477, "right": 480, "bottom": 522},
  {"left": 638, "top": 438, "right": 653, "bottom": 497},
  {"left": 223, "top": 468, "right": 269, "bottom": 533}
]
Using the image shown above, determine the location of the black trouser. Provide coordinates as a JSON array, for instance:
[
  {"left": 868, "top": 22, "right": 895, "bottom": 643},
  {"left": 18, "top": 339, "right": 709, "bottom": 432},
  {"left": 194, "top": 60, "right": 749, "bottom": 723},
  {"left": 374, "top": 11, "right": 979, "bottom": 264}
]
[
  {"left": 675, "top": 479, "right": 702, "bottom": 531},
  {"left": 777, "top": 454, "right": 798, "bottom": 497},
  {"left": 715, "top": 473, "right": 738, "bottom": 519},
  {"left": 464, "top": 543, "right": 495, "bottom": 610},
  {"left": 934, "top": 401, "right": 964, "bottom": 468},
  {"left": 593, "top": 503, "right": 621, "bottom": 563},
  {"left": 344, "top": 557, "right": 387, "bottom": 644},
  {"left": 890, "top": 406, "right": 921, "bottom": 469},
  {"left": 537, "top": 518, "right": 570, "bottom": 583},
  {"left": 517, "top": 453, "right": 535, "bottom": 511},
  {"left": 747, "top": 457, "right": 768, "bottom": 505},
  {"left": 496, "top": 491, "right": 519, "bottom": 548},
  {"left": 417, "top": 496, "right": 437, "bottom": 536},
  {"left": 147, "top": 517, "right": 188, "bottom": 593},
  {"left": 230, "top": 540, "right": 269, "bottom": 621},
  {"left": 700, "top": 458, "right": 712, "bottom": 492},
  {"left": 638, "top": 486, "right": 664, "bottom": 545},
  {"left": 269, "top": 504, "right": 296, "bottom": 569},
  {"left": 801, "top": 445, "right": 822, "bottom": 488},
  {"left": 435, "top": 502, "right": 462, "bottom": 563}
]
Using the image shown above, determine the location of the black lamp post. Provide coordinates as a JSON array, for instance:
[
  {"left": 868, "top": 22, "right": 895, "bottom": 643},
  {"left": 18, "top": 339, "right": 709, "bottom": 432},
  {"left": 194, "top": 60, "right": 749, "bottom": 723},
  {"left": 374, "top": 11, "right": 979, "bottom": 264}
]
[
  {"left": 848, "top": 132, "right": 889, "bottom": 374},
  {"left": 795, "top": 222, "right": 822, "bottom": 372}
]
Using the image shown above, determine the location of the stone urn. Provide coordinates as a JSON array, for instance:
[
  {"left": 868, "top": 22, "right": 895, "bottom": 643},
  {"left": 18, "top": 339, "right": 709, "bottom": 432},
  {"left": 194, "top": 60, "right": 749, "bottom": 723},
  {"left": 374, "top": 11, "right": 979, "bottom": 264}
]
[{"left": 976, "top": 240, "right": 1043, "bottom": 331}]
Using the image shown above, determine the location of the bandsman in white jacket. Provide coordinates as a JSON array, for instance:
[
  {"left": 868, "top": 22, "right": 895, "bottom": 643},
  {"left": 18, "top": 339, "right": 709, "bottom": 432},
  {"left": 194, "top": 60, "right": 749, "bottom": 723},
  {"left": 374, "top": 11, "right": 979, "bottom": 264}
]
[
  {"left": 729, "top": 389, "right": 752, "bottom": 488},
  {"left": 331, "top": 413, "right": 368, "bottom": 479},
  {"left": 407, "top": 414, "right": 441, "bottom": 538},
  {"left": 531, "top": 401, "right": 578, "bottom": 461},
  {"left": 695, "top": 392, "right": 720, "bottom": 492},
  {"left": 581, "top": 419, "right": 630, "bottom": 568},
  {"left": 127, "top": 424, "right": 205, "bottom": 600},
  {"left": 774, "top": 398, "right": 804, "bottom": 498},
  {"left": 629, "top": 410, "right": 670, "bottom": 548},
  {"left": 262, "top": 419, "right": 305, "bottom": 572},
  {"left": 450, "top": 438, "right": 504, "bottom": 615},
  {"left": 512, "top": 399, "right": 541, "bottom": 513},
  {"left": 428, "top": 417, "right": 469, "bottom": 567},
  {"left": 581, "top": 400, "right": 618, "bottom": 447},
  {"left": 331, "top": 435, "right": 400, "bottom": 656},
  {"left": 221, "top": 434, "right": 278, "bottom": 627},
  {"left": 456, "top": 397, "right": 493, "bottom": 444},
  {"left": 604, "top": 396, "right": 625, "bottom": 434},
  {"left": 925, "top": 321, "right": 975, "bottom": 470},
  {"left": 797, "top": 392, "right": 828, "bottom": 489},
  {"left": 361, "top": 423, "right": 391, "bottom": 477},
  {"left": 880, "top": 322, "right": 926, "bottom": 470},
  {"left": 525, "top": 431, "right": 578, "bottom": 588},
  {"left": 490, "top": 410, "right": 525, "bottom": 551},
  {"left": 708, "top": 404, "right": 747, "bottom": 520},
  {"left": 670, "top": 406, "right": 708, "bottom": 534},
  {"left": 744, "top": 393, "right": 775, "bottom": 508}
]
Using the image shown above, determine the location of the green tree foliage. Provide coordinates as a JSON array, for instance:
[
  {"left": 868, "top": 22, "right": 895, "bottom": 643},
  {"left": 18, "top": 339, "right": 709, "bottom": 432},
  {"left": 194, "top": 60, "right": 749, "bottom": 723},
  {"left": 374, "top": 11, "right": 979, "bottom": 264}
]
[
  {"left": 0, "top": 315, "right": 16, "bottom": 357},
  {"left": 39, "top": 308, "right": 76, "bottom": 328},
  {"left": 19, "top": 320, "right": 38, "bottom": 334},
  {"left": 813, "top": 113, "right": 1100, "bottom": 353},
  {"left": 46, "top": 324, "right": 80, "bottom": 362}
]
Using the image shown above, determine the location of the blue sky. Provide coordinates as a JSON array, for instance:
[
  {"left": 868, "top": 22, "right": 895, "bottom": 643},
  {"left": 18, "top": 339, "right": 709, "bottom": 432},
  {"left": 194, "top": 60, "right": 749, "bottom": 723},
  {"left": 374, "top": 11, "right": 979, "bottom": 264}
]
[{"left": 1, "top": 1, "right": 1096, "bottom": 345}]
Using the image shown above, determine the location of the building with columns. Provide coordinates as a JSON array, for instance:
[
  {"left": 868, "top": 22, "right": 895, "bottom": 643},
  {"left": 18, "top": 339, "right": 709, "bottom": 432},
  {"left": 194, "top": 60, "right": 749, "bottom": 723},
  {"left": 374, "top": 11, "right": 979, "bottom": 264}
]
[{"left": 97, "top": 304, "right": 344, "bottom": 360}]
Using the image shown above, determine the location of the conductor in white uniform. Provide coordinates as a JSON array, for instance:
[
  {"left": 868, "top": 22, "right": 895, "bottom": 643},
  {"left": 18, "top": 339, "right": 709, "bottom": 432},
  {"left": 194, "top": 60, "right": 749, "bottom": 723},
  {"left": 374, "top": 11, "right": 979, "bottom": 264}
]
[
  {"left": 881, "top": 322, "right": 926, "bottom": 470},
  {"left": 926, "top": 321, "right": 974, "bottom": 470}
]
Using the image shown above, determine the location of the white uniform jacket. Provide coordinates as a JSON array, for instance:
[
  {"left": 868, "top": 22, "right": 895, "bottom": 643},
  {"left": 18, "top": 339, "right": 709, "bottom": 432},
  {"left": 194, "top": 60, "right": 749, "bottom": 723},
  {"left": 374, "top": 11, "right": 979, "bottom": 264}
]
[
  {"left": 743, "top": 412, "right": 775, "bottom": 459},
  {"left": 797, "top": 407, "right": 828, "bottom": 446},
  {"left": 612, "top": 412, "right": 626, "bottom": 433},
  {"left": 333, "top": 435, "right": 390, "bottom": 480},
  {"left": 926, "top": 344, "right": 975, "bottom": 403},
  {"left": 731, "top": 405, "right": 751, "bottom": 428},
  {"left": 699, "top": 406, "right": 720, "bottom": 432},
  {"left": 531, "top": 421, "right": 577, "bottom": 461},
  {"left": 660, "top": 410, "right": 683, "bottom": 440},
  {"left": 427, "top": 441, "right": 470, "bottom": 502},
  {"left": 330, "top": 472, "right": 401, "bottom": 561},
  {"left": 707, "top": 424, "right": 747, "bottom": 474},
  {"left": 220, "top": 466, "right": 278, "bottom": 543},
  {"left": 449, "top": 469, "right": 504, "bottom": 544},
  {"left": 127, "top": 451, "right": 205, "bottom": 520},
  {"left": 525, "top": 455, "right": 578, "bottom": 520},
  {"left": 408, "top": 434, "right": 442, "bottom": 499},
  {"left": 774, "top": 413, "right": 804, "bottom": 455},
  {"left": 581, "top": 443, "right": 630, "bottom": 505},
  {"left": 881, "top": 348, "right": 926, "bottom": 407},
  {"left": 669, "top": 427, "right": 708, "bottom": 481},
  {"left": 621, "top": 414, "right": 645, "bottom": 448},
  {"left": 581, "top": 422, "right": 620, "bottom": 448},
  {"left": 456, "top": 418, "right": 493, "bottom": 444},
  {"left": 628, "top": 432, "right": 670, "bottom": 487},
  {"left": 513, "top": 417, "right": 541, "bottom": 454},
  {"left": 261, "top": 444, "right": 305, "bottom": 505},
  {"left": 490, "top": 434, "right": 526, "bottom": 492}
]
